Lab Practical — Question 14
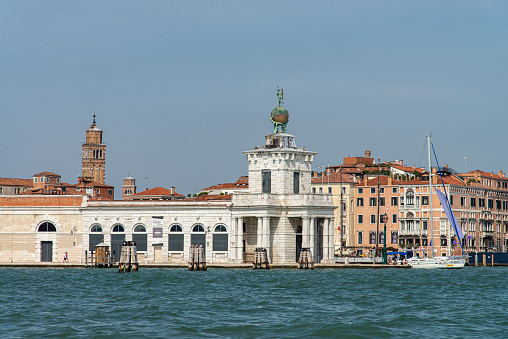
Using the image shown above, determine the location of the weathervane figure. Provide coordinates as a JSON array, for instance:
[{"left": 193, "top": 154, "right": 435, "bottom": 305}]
[
  {"left": 277, "top": 86, "right": 284, "bottom": 106},
  {"left": 270, "top": 86, "right": 289, "bottom": 134}
]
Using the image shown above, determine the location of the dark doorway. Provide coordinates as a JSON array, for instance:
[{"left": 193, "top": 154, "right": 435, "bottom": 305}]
[
  {"left": 316, "top": 219, "right": 323, "bottom": 262},
  {"left": 41, "top": 241, "right": 53, "bottom": 262},
  {"left": 296, "top": 225, "right": 302, "bottom": 262},
  {"left": 89, "top": 234, "right": 103, "bottom": 252},
  {"left": 111, "top": 234, "right": 125, "bottom": 262}
]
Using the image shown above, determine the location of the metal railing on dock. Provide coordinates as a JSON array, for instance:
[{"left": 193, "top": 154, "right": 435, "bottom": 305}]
[
  {"left": 253, "top": 248, "right": 269, "bottom": 269},
  {"left": 188, "top": 244, "right": 207, "bottom": 271}
]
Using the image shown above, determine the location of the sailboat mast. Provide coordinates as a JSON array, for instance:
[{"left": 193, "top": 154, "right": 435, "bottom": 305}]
[{"left": 427, "top": 134, "right": 434, "bottom": 257}]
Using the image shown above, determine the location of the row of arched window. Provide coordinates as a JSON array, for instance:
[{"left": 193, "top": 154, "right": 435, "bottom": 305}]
[{"left": 88, "top": 224, "right": 228, "bottom": 233}]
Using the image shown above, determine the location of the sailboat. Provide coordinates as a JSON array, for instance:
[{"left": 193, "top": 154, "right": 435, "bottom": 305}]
[{"left": 407, "top": 135, "right": 467, "bottom": 269}]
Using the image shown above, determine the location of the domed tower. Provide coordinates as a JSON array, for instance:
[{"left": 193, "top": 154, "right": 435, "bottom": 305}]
[{"left": 81, "top": 115, "right": 106, "bottom": 184}]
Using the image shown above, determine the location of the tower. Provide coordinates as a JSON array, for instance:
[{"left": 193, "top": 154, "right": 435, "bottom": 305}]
[
  {"left": 122, "top": 174, "right": 137, "bottom": 200},
  {"left": 82, "top": 115, "right": 106, "bottom": 184}
]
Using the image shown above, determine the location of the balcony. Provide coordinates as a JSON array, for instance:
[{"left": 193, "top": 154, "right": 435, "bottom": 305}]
[{"left": 399, "top": 229, "right": 423, "bottom": 236}]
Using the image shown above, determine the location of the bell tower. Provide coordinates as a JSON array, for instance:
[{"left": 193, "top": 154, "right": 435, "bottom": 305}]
[{"left": 82, "top": 115, "right": 106, "bottom": 184}]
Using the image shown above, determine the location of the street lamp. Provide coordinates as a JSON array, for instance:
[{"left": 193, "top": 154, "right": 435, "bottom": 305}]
[{"left": 381, "top": 213, "right": 388, "bottom": 264}]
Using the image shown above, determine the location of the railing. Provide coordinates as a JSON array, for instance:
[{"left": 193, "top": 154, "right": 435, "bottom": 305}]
[{"left": 232, "top": 193, "right": 333, "bottom": 206}]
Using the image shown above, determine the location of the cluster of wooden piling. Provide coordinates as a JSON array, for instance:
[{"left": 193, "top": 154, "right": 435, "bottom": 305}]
[
  {"left": 253, "top": 248, "right": 270, "bottom": 269},
  {"left": 473, "top": 253, "right": 495, "bottom": 267},
  {"left": 85, "top": 243, "right": 114, "bottom": 268},
  {"left": 298, "top": 248, "right": 314, "bottom": 269},
  {"left": 118, "top": 241, "right": 139, "bottom": 273},
  {"left": 188, "top": 244, "right": 207, "bottom": 271}
]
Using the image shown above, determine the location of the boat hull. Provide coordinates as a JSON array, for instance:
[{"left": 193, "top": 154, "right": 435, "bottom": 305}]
[{"left": 407, "top": 256, "right": 466, "bottom": 269}]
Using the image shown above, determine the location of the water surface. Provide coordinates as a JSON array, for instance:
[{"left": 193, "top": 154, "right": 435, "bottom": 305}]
[{"left": 0, "top": 267, "right": 506, "bottom": 338}]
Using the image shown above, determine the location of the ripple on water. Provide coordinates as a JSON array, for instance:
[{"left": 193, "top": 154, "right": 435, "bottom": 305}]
[{"left": 0, "top": 267, "right": 508, "bottom": 338}]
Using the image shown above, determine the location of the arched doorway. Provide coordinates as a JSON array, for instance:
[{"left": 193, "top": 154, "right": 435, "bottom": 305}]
[
  {"left": 111, "top": 224, "right": 125, "bottom": 262},
  {"left": 191, "top": 224, "right": 206, "bottom": 248},
  {"left": 38, "top": 222, "right": 57, "bottom": 262},
  {"left": 296, "top": 225, "right": 302, "bottom": 262},
  {"left": 89, "top": 224, "right": 103, "bottom": 251}
]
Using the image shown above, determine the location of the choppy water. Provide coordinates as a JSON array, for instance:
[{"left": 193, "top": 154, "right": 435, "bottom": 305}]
[{"left": 0, "top": 267, "right": 507, "bottom": 338}]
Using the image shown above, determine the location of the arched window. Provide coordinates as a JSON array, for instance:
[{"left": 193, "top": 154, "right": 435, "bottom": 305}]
[
  {"left": 192, "top": 224, "right": 205, "bottom": 233},
  {"left": 133, "top": 224, "right": 147, "bottom": 251},
  {"left": 38, "top": 222, "right": 56, "bottom": 232},
  {"left": 358, "top": 231, "right": 363, "bottom": 245},
  {"left": 213, "top": 225, "right": 228, "bottom": 251},
  {"left": 111, "top": 225, "right": 125, "bottom": 262},
  {"left": 112, "top": 224, "right": 125, "bottom": 232},
  {"left": 168, "top": 224, "right": 184, "bottom": 251},
  {"left": 170, "top": 224, "right": 183, "bottom": 232},
  {"left": 191, "top": 224, "right": 206, "bottom": 248},
  {"left": 214, "top": 225, "right": 227, "bottom": 232},
  {"left": 406, "top": 189, "right": 415, "bottom": 205},
  {"left": 90, "top": 224, "right": 103, "bottom": 233},
  {"left": 89, "top": 224, "right": 103, "bottom": 251},
  {"left": 133, "top": 225, "right": 146, "bottom": 232}
]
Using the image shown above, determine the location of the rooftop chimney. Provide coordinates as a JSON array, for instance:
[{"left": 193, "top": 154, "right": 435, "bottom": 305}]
[{"left": 170, "top": 186, "right": 175, "bottom": 196}]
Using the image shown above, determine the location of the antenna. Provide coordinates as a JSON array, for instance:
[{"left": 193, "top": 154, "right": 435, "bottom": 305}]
[{"left": 144, "top": 177, "right": 149, "bottom": 191}]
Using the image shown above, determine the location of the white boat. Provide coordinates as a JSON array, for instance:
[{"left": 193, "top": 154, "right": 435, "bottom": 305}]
[{"left": 408, "top": 135, "right": 467, "bottom": 269}]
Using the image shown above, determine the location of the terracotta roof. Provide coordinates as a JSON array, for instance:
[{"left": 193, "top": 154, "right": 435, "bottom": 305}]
[
  {"left": 0, "top": 196, "right": 84, "bottom": 207},
  {"left": 187, "top": 194, "right": 232, "bottom": 201},
  {"left": 390, "top": 165, "right": 425, "bottom": 173},
  {"left": 361, "top": 176, "right": 404, "bottom": 186},
  {"left": 75, "top": 179, "right": 114, "bottom": 188},
  {"left": 202, "top": 176, "right": 249, "bottom": 191},
  {"left": 311, "top": 172, "right": 356, "bottom": 184},
  {"left": 403, "top": 175, "right": 466, "bottom": 186},
  {"left": 33, "top": 172, "right": 61, "bottom": 177},
  {"left": 0, "top": 177, "right": 33, "bottom": 187},
  {"left": 465, "top": 170, "right": 506, "bottom": 180},
  {"left": 133, "top": 187, "right": 184, "bottom": 197}
]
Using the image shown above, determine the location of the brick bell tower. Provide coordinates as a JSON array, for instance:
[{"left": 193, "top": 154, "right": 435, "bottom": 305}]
[{"left": 82, "top": 115, "right": 106, "bottom": 184}]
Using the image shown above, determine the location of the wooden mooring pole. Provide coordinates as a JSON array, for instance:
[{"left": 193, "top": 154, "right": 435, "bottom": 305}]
[
  {"left": 188, "top": 244, "right": 207, "bottom": 271},
  {"left": 298, "top": 248, "right": 314, "bottom": 269},
  {"left": 253, "top": 248, "right": 269, "bottom": 269}
]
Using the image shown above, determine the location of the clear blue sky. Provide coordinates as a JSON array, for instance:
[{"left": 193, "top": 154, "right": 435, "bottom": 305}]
[{"left": 1, "top": 1, "right": 507, "bottom": 196}]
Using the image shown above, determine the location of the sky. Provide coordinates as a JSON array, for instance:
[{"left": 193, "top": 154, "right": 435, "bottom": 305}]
[{"left": 1, "top": 1, "right": 508, "bottom": 196}]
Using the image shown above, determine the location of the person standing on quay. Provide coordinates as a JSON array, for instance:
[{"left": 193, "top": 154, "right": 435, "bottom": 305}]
[{"left": 63, "top": 252, "right": 69, "bottom": 263}]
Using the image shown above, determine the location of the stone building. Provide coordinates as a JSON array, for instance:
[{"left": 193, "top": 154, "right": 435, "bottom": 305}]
[
  {"left": 0, "top": 94, "right": 335, "bottom": 264},
  {"left": 82, "top": 115, "right": 106, "bottom": 184}
]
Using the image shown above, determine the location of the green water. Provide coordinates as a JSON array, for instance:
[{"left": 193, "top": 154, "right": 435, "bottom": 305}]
[{"left": 0, "top": 267, "right": 506, "bottom": 338}]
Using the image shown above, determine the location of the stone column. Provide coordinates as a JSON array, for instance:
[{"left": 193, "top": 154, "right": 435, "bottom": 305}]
[
  {"left": 309, "top": 217, "right": 315, "bottom": 261},
  {"left": 329, "top": 218, "right": 335, "bottom": 261},
  {"left": 302, "top": 217, "right": 309, "bottom": 248},
  {"left": 237, "top": 217, "right": 243, "bottom": 263},
  {"left": 322, "top": 218, "right": 329, "bottom": 262},
  {"left": 262, "top": 217, "right": 270, "bottom": 256},
  {"left": 257, "top": 217, "right": 263, "bottom": 248},
  {"left": 230, "top": 218, "right": 237, "bottom": 262}
]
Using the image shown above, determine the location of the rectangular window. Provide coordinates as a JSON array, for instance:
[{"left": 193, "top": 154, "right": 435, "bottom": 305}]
[
  {"left": 34, "top": 177, "right": 38, "bottom": 183},
  {"left": 358, "top": 188, "right": 363, "bottom": 194},
  {"left": 422, "top": 196, "right": 429, "bottom": 205},
  {"left": 479, "top": 198, "right": 485, "bottom": 208},
  {"left": 449, "top": 195, "right": 453, "bottom": 206},
  {"left": 342, "top": 187, "right": 346, "bottom": 195},
  {"left": 392, "top": 187, "right": 397, "bottom": 193},
  {"left": 460, "top": 197, "right": 465, "bottom": 207},
  {"left": 328, "top": 187, "right": 332, "bottom": 194},
  {"left": 488, "top": 199, "right": 494, "bottom": 209},
  {"left": 441, "top": 238, "right": 447, "bottom": 246},
  {"left": 422, "top": 238, "right": 428, "bottom": 246},
  {"left": 422, "top": 221, "right": 428, "bottom": 230},
  {"left": 379, "top": 197, "right": 385, "bottom": 206},
  {"left": 358, "top": 215, "right": 363, "bottom": 224},
  {"left": 391, "top": 197, "right": 398, "bottom": 206},
  {"left": 262, "top": 170, "right": 271, "bottom": 194},
  {"left": 496, "top": 200, "right": 501, "bottom": 210},
  {"left": 358, "top": 232, "right": 363, "bottom": 245},
  {"left": 392, "top": 214, "right": 397, "bottom": 223},
  {"left": 370, "top": 215, "right": 376, "bottom": 224},
  {"left": 108, "top": 189, "right": 112, "bottom": 195},
  {"left": 471, "top": 198, "right": 476, "bottom": 207},
  {"left": 293, "top": 172, "right": 300, "bottom": 194},
  {"left": 369, "top": 232, "right": 376, "bottom": 244},
  {"left": 319, "top": 187, "right": 323, "bottom": 194},
  {"left": 357, "top": 198, "right": 364, "bottom": 207},
  {"left": 379, "top": 188, "right": 384, "bottom": 194},
  {"left": 45, "top": 177, "right": 49, "bottom": 183},
  {"left": 213, "top": 234, "right": 228, "bottom": 251},
  {"left": 96, "top": 189, "right": 100, "bottom": 194},
  {"left": 369, "top": 197, "right": 377, "bottom": 207},
  {"left": 391, "top": 232, "right": 397, "bottom": 244},
  {"left": 400, "top": 197, "right": 404, "bottom": 206},
  {"left": 371, "top": 188, "right": 376, "bottom": 194},
  {"left": 312, "top": 187, "right": 316, "bottom": 194}
]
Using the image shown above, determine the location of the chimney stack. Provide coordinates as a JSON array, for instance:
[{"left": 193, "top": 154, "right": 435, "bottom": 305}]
[{"left": 170, "top": 186, "right": 175, "bottom": 196}]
